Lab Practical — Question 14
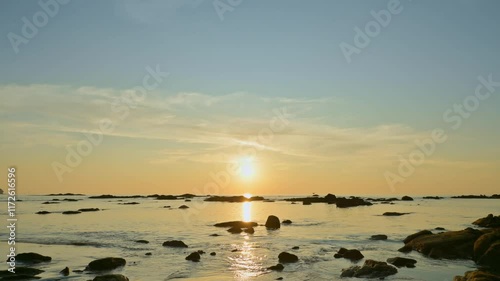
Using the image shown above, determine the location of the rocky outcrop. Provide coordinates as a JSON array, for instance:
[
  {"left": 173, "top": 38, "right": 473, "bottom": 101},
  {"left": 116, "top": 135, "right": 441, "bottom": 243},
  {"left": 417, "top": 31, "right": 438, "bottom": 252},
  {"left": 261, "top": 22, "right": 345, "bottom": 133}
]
[
  {"left": 268, "top": 264, "right": 284, "bottom": 271},
  {"left": 278, "top": 252, "right": 298, "bottom": 263},
  {"left": 227, "top": 226, "right": 243, "bottom": 234},
  {"left": 60, "top": 267, "right": 70, "bottom": 276},
  {"left": 341, "top": 260, "right": 397, "bottom": 278},
  {"left": 86, "top": 257, "right": 126, "bottom": 271},
  {"left": 336, "top": 198, "right": 372, "bottom": 208},
  {"left": 452, "top": 195, "right": 500, "bottom": 199},
  {"left": 282, "top": 220, "right": 292, "bottom": 225},
  {"left": 454, "top": 270, "right": 500, "bottom": 281},
  {"left": 386, "top": 257, "right": 417, "bottom": 268},
  {"left": 178, "top": 205, "right": 189, "bottom": 209},
  {"left": 473, "top": 214, "right": 500, "bottom": 228},
  {"left": 163, "top": 240, "right": 188, "bottom": 248},
  {"left": 265, "top": 215, "right": 281, "bottom": 229},
  {"left": 334, "top": 248, "right": 364, "bottom": 262}
]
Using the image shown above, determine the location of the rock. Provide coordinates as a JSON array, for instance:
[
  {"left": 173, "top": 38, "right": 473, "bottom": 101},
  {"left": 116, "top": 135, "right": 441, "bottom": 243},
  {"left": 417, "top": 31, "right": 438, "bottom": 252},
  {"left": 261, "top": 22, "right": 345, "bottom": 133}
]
[
  {"left": 78, "top": 208, "right": 100, "bottom": 212},
  {"left": 383, "top": 212, "right": 410, "bottom": 216},
  {"left": 276, "top": 278, "right": 283, "bottom": 280},
  {"left": 197, "top": 250, "right": 205, "bottom": 255},
  {"left": 210, "top": 252, "right": 216, "bottom": 256},
  {"left": 303, "top": 201, "right": 312, "bottom": 205},
  {"left": 473, "top": 214, "right": 500, "bottom": 228},
  {"left": 93, "top": 274, "right": 129, "bottom": 281},
  {"left": 62, "top": 211, "right": 81, "bottom": 215},
  {"left": 334, "top": 248, "right": 364, "bottom": 261},
  {"left": 423, "top": 196, "right": 443, "bottom": 200},
  {"left": 404, "top": 228, "right": 483, "bottom": 259},
  {"left": 398, "top": 245, "right": 412, "bottom": 253},
  {"left": 244, "top": 227, "right": 255, "bottom": 234},
  {"left": 265, "top": 215, "right": 281, "bottom": 229},
  {"left": 145, "top": 253, "right": 152, "bottom": 256},
  {"left": 179, "top": 205, "right": 189, "bottom": 209},
  {"left": 278, "top": 252, "right": 298, "bottom": 263},
  {"left": 401, "top": 196, "right": 414, "bottom": 201},
  {"left": 135, "top": 240, "right": 149, "bottom": 244},
  {"left": 292, "top": 246, "right": 300, "bottom": 250},
  {"left": 42, "top": 201, "right": 59, "bottom": 204},
  {"left": 204, "top": 196, "right": 265, "bottom": 202},
  {"left": 185, "top": 252, "right": 201, "bottom": 262},
  {"left": 7, "top": 253, "right": 51, "bottom": 264},
  {"left": 0, "top": 275, "right": 42, "bottom": 280},
  {"left": 341, "top": 259, "right": 398, "bottom": 278},
  {"left": 36, "top": 211, "right": 51, "bottom": 215},
  {"left": 86, "top": 257, "right": 126, "bottom": 271},
  {"left": 214, "top": 221, "right": 258, "bottom": 228},
  {"left": 163, "top": 240, "right": 188, "bottom": 248},
  {"left": 454, "top": 270, "right": 500, "bottom": 281},
  {"left": 268, "top": 264, "right": 284, "bottom": 271},
  {"left": 0, "top": 267, "right": 44, "bottom": 277},
  {"left": 477, "top": 240, "right": 500, "bottom": 268},
  {"left": 403, "top": 230, "right": 433, "bottom": 244},
  {"left": 60, "top": 267, "right": 70, "bottom": 276},
  {"left": 336, "top": 198, "right": 372, "bottom": 208},
  {"left": 387, "top": 257, "right": 417, "bottom": 268},
  {"left": 156, "top": 195, "right": 178, "bottom": 200},
  {"left": 435, "top": 227, "right": 446, "bottom": 231},
  {"left": 282, "top": 220, "right": 292, "bottom": 225},
  {"left": 227, "top": 226, "right": 243, "bottom": 234},
  {"left": 210, "top": 234, "right": 221, "bottom": 237},
  {"left": 370, "top": 234, "right": 388, "bottom": 240},
  {"left": 119, "top": 202, "right": 140, "bottom": 205}
]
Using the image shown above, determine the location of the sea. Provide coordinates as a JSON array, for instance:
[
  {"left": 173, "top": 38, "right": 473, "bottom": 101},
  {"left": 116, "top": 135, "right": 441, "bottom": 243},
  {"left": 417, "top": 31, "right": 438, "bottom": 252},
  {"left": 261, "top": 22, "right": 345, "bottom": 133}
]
[{"left": 0, "top": 195, "right": 498, "bottom": 281}]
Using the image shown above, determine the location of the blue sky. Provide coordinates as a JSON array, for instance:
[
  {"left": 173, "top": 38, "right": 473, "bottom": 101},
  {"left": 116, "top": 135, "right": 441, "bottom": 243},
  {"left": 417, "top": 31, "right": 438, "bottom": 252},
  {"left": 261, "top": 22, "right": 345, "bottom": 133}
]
[{"left": 0, "top": 0, "right": 499, "bottom": 195}]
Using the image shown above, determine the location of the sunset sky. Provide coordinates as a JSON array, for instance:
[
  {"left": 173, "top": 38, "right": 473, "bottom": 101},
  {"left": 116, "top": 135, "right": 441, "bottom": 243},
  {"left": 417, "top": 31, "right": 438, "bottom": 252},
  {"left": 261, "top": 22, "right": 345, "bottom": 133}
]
[{"left": 1, "top": 0, "right": 499, "bottom": 195}]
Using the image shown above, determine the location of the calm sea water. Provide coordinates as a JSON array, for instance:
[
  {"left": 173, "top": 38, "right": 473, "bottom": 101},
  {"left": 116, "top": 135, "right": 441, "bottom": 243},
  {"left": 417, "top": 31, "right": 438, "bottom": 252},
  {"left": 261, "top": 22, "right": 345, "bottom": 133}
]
[{"left": 0, "top": 195, "right": 498, "bottom": 280}]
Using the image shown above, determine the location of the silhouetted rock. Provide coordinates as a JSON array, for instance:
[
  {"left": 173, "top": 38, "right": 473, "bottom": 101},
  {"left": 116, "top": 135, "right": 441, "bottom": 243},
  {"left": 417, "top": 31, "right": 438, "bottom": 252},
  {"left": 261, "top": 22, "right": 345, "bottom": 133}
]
[
  {"left": 285, "top": 194, "right": 336, "bottom": 204},
  {"left": 156, "top": 195, "right": 178, "bottom": 200},
  {"left": 7, "top": 253, "right": 51, "bottom": 264},
  {"left": 210, "top": 252, "right": 216, "bottom": 256},
  {"left": 63, "top": 198, "right": 79, "bottom": 202},
  {"left": 62, "top": 211, "right": 81, "bottom": 215},
  {"left": 42, "top": 201, "right": 59, "bottom": 204},
  {"left": 47, "top": 193, "right": 85, "bottom": 196},
  {"left": 435, "top": 227, "right": 446, "bottom": 231},
  {"left": 204, "top": 196, "right": 265, "bottom": 202},
  {"left": 383, "top": 212, "right": 410, "bottom": 216},
  {"left": 86, "top": 257, "right": 126, "bottom": 271},
  {"left": 454, "top": 270, "right": 500, "bottom": 281},
  {"left": 78, "top": 208, "right": 100, "bottom": 212},
  {"left": 387, "top": 257, "right": 417, "bottom": 268},
  {"left": 473, "top": 214, "right": 500, "bottom": 228},
  {"left": 341, "top": 260, "right": 397, "bottom": 278},
  {"left": 179, "top": 205, "right": 189, "bottom": 209},
  {"left": 401, "top": 196, "right": 414, "bottom": 201},
  {"left": 0, "top": 267, "right": 44, "bottom": 278},
  {"left": 60, "top": 267, "right": 70, "bottom": 276},
  {"left": 303, "top": 201, "right": 312, "bottom": 205},
  {"left": 474, "top": 229, "right": 500, "bottom": 267},
  {"left": 89, "top": 195, "right": 144, "bottom": 199},
  {"left": 185, "top": 252, "right": 201, "bottom": 262},
  {"left": 93, "top": 274, "right": 129, "bottom": 281},
  {"left": 119, "top": 202, "right": 140, "bottom": 205},
  {"left": 145, "top": 253, "right": 152, "bottom": 256},
  {"left": 268, "top": 264, "right": 284, "bottom": 271},
  {"left": 278, "top": 252, "right": 298, "bottom": 263},
  {"left": 292, "top": 246, "right": 300, "bottom": 250},
  {"left": 214, "top": 221, "right": 258, "bottom": 228},
  {"left": 452, "top": 194, "right": 500, "bottom": 199},
  {"left": 163, "top": 240, "right": 188, "bottom": 248},
  {"left": 36, "top": 211, "right": 51, "bottom": 215},
  {"left": 265, "top": 215, "right": 281, "bottom": 229},
  {"left": 227, "top": 226, "right": 243, "bottom": 234},
  {"left": 404, "top": 230, "right": 433, "bottom": 244},
  {"left": 334, "top": 248, "right": 364, "bottom": 261},
  {"left": 244, "top": 227, "right": 255, "bottom": 234},
  {"left": 370, "top": 234, "right": 388, "bottom": 240},
  {"left": 282, "top": 220, "right": 292, "bottom": 225},
  {"left": 135, "top": 240, "right": 149, "bottom": 244},
  {"left": 423, "top": 196, "right": 443, "bottom": 200},
  {"left": 336, "top": 198, "right": 372, "bottom": 208}
]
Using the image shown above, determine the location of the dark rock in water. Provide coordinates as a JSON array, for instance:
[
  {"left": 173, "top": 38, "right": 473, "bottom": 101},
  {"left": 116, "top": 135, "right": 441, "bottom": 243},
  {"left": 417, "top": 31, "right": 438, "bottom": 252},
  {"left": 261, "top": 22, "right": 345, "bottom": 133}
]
[
  {"left": 265, "top": 215, "right": 281, "bottom": 229},
  {"left": 292, "top": 246, "right": 300, "bottom": 250},
  {"left": 210, "top": 252, "right": 216, "bottom": 256},
  {"left": 210, "top": 234, "right": 221, "bottom": 237},
  {"left": 383, "top": 212, "right": 410, "bottom": 216},
  {"left": 452, "top": 194, "right": 500, "bottom": 199},
  {"left": 268, "top": 264, "right": 284, "bottom": 271},
  {"left": 73, "top": 270, "right": 84, "bottom": 273},
  {"left": 204, "top": 195, "right": 265, "bottom": 202},
  {"left": 282, "top": 220, "right": 292, "bottom": 225},
  {"left": 156, "top": 195, "right": 178, "bottom": 200},
  {"left": 119, "top": 202, "right": 140, "bottom": 205},
  {"left": 454, "top": 270, "right": 500, "bottom": 281},
  {"left": 185, "top": 252, "right": 201, "bottom": 262},
  {"left": 0, "top": 267, "right": 44, "bottom": 277},
  {"left": 179, "top": 205, "right": 189, "bottom": 209},
  {"left": 135, "top": 240, "right": 149, "bottom": 244},
  {"left": 423, "top": 196, "right": 443, "bottom": 200},
  {"left": 341, "top": 260, "right": 398, "bottom": 278},
  {"left": 62, "top": 211, "right": 81, "bottom": 215},
  {"left": 145, "top": 253, "right": 152, "bottom": 256},
  {"left": 276, "top": 278, "right": 283, "bottom": 280},
  {"left": 89, "top": 194, "right": 144, "bottom": 199},
  {"left": 214, "top": 221, "right": 258, "bottom": 228},
  {"left": 336, "top": 198, "right": 372, "bottom": 208},
  {"left": 370, "top": 234, "right": 388, "bottom": 241},
  {"left": 435, "top": 227, "right": 446, "bottom": 231},
  {"left": 404, "top": 230, "right": 433, "bottom": 244},
  {"left": 473, "top": 214, "right": 500, "bottom": 228},
  {"left": 42, "top": 201, "right": 59, "bottom": 204},
  {"left": 231, "top": 249, "right": 240, "bottom": 252},
  {"left": 303, "top": 201, "right": 312, "bottom": 205},
  {"left": 36, "top": 211, "right": 51, "bottom": 215},
  {"left": 401, "top": 196, "right": 413, "bottom": 201},
  {"left": 7, "top": 253, "right": 51, "bottom": 264},
  {"left": 86, "top": 257, "right": 126, "bottom": 271},
  {"left": 227, "top": 226, "right": 243, "bottom": 234},
  {"left": 387, "top": 257, "right": 417, "bottom": 268},
  {"left": 185, "top": 199, "right": 191, "bottom": 202},
  {"left": 60, "top": 267, "right": 70, "bottom": 276},
  {"left": 163, "top": 240, "right": 188, "bottom": 248},
  {"left": 163, "top": 206, "right": 171, "bottom": 208},
  {"left": 93, "top": 274, "right": 129, "bottom": 281},
  {"left": 197, "top": 250, "right": 205, "bottom": 255},
  {"left": 398, "top": 245, "right": 412, "bottom": 253},
  {"left": 404, "top": 228, "right": 483, "bottom": 259},
  {"left": 278, "top": 252, "right": 298, "bottom": 263},
  {"left": 78, "top": 208, "right": 100, "bottom": 212},
  {"left": 334, "top": 248, "right": 364, "bottom": 261},
  {"left": 1, "top": 275, "right": 42, "bottom": 280},
  {"left": 244, "top": 227, "right": 255, "bottom": 234}
]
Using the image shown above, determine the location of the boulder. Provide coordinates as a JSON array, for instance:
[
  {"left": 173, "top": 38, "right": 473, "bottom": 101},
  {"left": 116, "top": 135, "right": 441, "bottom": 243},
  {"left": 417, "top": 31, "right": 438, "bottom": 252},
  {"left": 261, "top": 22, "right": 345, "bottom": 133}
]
[
  {"left": 227, "top": 226, "right": 243, "bottom": 234},
  {"left": 163, "top": 240, "right": 188, "bottom": 248},
  {"left": 60, "top": 267, "right": 70, "bottom": 276},
  {"left": 454, "top": 270, "right": 500, "bottom": 281},
  {"left": 477, "top": 240, "right": 500, "bottom": 268},
  {"left": 36, "top": 211, "right": 51, "bottom": 215},
  {"left": 370, "top": 234, "right": 388, "bottom": 241},
  {"left": 334, "top": 248, "right": 364, "bottom": 261},
  {"left": 135, "top": 240, "right": 149, "bottom": 244},
  {"left": 336, "top": 198, "right": 372, "bottom": 208},
  {"left": 292, "top": 246, "right": 300, "bottom": 250},
  {"left": 341, "top": 260, "right": 397, "bottom": 278},
  {"left": 8, "top": 253, "right": 51, "bottom": 264},
  {"left": 244, "top": 227, "right": 255, "bottom": 234},
  {"left": 265, "top": 215, "right": 281, "bottom": 229},
  {"left": 93, "top": 274, "right": 129, "bottom": 281},
  {"left": 268, "top": 264, "right": 284, "bottom": 271},
  {"left": 185, "top": 252, "right": 201, "bottom": 262},
  {"left": 210, "top": 252, "right": 216, "bottom": 256},
  {"left": 214, "top": 221, "right": 258, "bottom": 228},
  {"left": 86, "top": 257, "right": 126, "bottom": 271},
  {"left": 282, "top": 220, "right": 292, "bottom": 225},
  {"left": 403, "top": 230, "right": 433, "bottom": 244},
  {"left": 179, "top": 205, "right": 189, "bottom": 209},
  {"left": 278, "top": 252, "right": 298, "bottom": 263},
  {"left": 401, "top": 196, "right": 414, "bottom": 201},
  {"left": 386, "top": 257, "right": 417, "bottom": 268},
  {"left": 473, "top": 214, "right": 500, "bottom": 228},
  {"left": 0, "top": 267, "right": 44, "bottom": 278}
]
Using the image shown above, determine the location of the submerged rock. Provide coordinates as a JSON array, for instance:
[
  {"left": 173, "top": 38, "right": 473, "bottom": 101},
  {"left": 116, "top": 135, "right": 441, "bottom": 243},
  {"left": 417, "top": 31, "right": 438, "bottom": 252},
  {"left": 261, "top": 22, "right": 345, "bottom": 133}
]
[
  {"left": 204, "top": 196, "right": 265, "bottom": 202},
  {"left": 163, "top": 240, "right": 188, "bottom": 248},
  {"left": 370, "top": 234, "right": 388, "bottom": 241},
  {"left": 386, "top": 257, "right": 417, "bottom": 268},
  {"left": 62, "top": 211, "right": 81, "bottom": 215},
  {"left": 135, "top": 240, "right": 149, "bottom": 244},
  {"left": 86, "top": 257, "right": 126, "bottom": 271},
  {"left": 341, "top": 260, "right": 397, "bottom": 278},
  {"left": 265, "top": 215, "right": 281, "bottom": 229},
  {"left": 244, "top": 227, "right": 255, "bottom": 234},
  {"left": 7, "top": 253, "right": 51, "bottom": 264},
  {"left": 78, "top": 208, "right": 100, "bottom": 212},
  {"left": 36, "top": 211, "right": 51, "bottom": 215},
  {"left": 185, "top": 252, "right": 201, "bottom": 262},
  {"left": 282, "top": 220, "right": 292, "bottom": 225},
  {"left": 278, "top": 252, "right": 298, "bottom": 263},
  {"left": 334, "top": 248, "right": 364, "bottom": 262},
  {"left": 93, "top": 274, "right": 129, "bottom": 281},
  {"left": 0, "top": 267, "right": 44, "bottom": 278}
]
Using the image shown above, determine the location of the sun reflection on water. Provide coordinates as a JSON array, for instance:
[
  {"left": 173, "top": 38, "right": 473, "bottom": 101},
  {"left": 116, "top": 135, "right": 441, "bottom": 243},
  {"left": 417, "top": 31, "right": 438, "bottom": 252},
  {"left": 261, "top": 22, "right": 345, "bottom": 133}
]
[
  {"left": 229, "top": 241, "right": 266, "bottom": 280},
  {"left": 242, "top": 202, "right": 252, "bottom": 222}
]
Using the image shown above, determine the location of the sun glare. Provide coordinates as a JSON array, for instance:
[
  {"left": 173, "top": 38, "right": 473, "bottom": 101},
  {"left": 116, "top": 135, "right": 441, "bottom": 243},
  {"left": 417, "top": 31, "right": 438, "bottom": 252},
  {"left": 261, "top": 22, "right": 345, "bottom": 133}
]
[
  {"left": 239, "top": 157, "right": 256, "bottom": 180},
  {"left": 243, "top": 193, "right": 252, "bottom": 199}
]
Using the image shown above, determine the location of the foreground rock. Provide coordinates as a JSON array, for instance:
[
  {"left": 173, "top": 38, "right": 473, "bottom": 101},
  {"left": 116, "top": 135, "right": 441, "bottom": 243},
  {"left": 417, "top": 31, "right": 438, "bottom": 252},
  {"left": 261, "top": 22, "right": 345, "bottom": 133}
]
[
  {"left": 334, "top": 248, "right": 364, "bottom": 262},
  {"left": 474, "top": 229, "right": 500, "bottom": 267},
  {"left": 93, "top": 274, "right": 129, "bottom": 281},
  {"left": 86, "top": 257, "right": 126, "bottom": 271},
  {"left": 341, "top": 260, "right": 397, "bottom": 278},
  {"left": 387, "top": 257, "right": 417, "bottom": 268},
  {"left": 454, "top": 270, "right": 500, "bottom": 281},
  {"left": 278, "top": 252, "right": 298, "bottom": 263},
  {"left": 473, "top": 214, "right": 500, "bottom": 228},
  {"left": 7, "top": 253, "right": 51, "bottom": 264},
  {"left": 265, "top": 215, "right": 281, "bottom": 229},
  {"left": 163, "top": 240, "right": 188, "bottom": 248},
  {"left": 336, "top": 198, "right": 372, "bottom": 208},
  {"left": 185, "top": 252, "right": 201, "bottom": 262},
  {"left": 0, "top": 267, "right": 44, "bottom": 278},
  {"left": 214, "top": 221, "right": 258, "bottom": 228}
]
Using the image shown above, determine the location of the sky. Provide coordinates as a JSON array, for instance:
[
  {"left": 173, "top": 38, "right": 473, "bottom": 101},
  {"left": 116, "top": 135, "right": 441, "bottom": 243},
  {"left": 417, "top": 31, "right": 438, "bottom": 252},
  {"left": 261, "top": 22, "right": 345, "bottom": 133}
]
[{"left": 0, "top": 0, "right": 499, "bottom": 196}]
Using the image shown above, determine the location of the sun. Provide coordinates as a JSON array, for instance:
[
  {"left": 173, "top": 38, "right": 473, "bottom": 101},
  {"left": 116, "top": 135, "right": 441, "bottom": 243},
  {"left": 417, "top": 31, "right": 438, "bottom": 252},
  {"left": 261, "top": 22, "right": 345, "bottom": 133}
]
[
  {"left": 239, "top": 157, "right": 256, "bottom": 180},
  {"left": 243, "top": 193, "right": 252, "bottom": 199}
]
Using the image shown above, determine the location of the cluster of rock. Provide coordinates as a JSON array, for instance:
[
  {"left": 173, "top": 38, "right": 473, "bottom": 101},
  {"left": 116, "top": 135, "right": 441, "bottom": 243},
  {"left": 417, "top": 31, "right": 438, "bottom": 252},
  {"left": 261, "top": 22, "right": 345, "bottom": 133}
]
[{"left": 204, "top": 196, "right": 265, "bottom": 202}]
